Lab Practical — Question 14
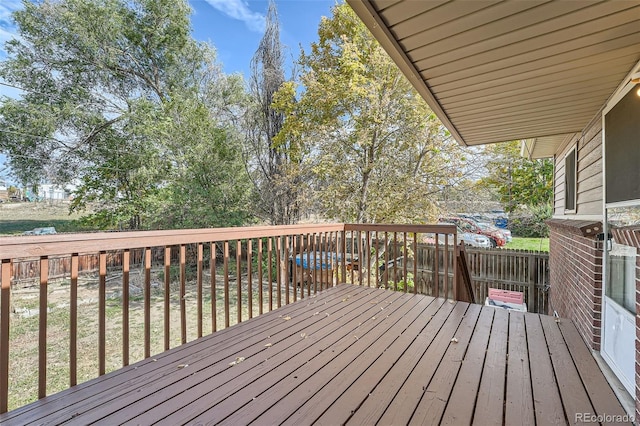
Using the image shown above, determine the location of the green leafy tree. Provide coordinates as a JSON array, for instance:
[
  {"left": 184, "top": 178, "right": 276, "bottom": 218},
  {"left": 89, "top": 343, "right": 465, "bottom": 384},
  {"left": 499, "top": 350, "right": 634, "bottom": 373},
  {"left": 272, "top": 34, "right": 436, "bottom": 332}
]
[
  {"left": 0, "top": 0, "right": 249, "bottom": 229},
  {"left": 478, "top": 141, "right": 553, "bottom": 213},
  {"left": 275, "top": 3, "right": 466, "bottom": 223}
]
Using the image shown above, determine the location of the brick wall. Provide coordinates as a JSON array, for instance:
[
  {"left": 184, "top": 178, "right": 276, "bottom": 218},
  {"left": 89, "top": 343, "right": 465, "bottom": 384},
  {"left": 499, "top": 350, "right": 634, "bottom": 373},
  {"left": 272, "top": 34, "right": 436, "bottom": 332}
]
[{"left": 547, "top": 219, "right": 603, "bottom": 351}]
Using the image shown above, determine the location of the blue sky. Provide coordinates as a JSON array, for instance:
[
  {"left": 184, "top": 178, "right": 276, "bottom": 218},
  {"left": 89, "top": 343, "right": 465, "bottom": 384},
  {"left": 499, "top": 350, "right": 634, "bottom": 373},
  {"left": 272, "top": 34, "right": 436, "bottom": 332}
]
[{"left": 0, "top": 0, "right": 336, "bottom": 184}]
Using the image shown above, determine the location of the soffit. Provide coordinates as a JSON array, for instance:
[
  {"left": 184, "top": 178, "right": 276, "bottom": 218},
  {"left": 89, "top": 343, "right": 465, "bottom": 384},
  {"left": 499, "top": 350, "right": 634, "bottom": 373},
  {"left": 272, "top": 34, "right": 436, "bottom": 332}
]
[{"left": 347, "top": 0, "right": 640, "bottom": 157}]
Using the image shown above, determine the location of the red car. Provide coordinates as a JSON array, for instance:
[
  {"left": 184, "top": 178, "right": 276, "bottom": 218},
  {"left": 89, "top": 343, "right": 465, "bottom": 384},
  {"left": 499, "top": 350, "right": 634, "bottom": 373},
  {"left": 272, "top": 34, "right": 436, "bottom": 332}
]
[{"left": 439, "top": 217, "right": 506, "bottom": 248}]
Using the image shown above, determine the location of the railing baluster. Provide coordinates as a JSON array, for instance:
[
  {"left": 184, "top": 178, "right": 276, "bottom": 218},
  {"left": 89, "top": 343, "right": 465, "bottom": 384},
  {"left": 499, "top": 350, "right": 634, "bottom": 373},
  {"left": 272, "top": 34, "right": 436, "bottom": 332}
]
[
  {"left": 297, "top": 235, "right": 303, "bottom": 299},
  {"left": 267, "top": 238, "right": 273, "bottom": 312},
  {"left": 350, "top": 231, "right": 355, "bottom": 285},
  {"left": 384, "top": 232, "right": 389, "bottom": 289},
  {"left": 321, "top": 233, "right": 326, "bottom": 291},
  {"left": 70, "top": 254, "right": 78, "bottom": 386},
  {"left": 358, "top": 232, "right": 363, "bottom": 287},
  {"left": 247, "top": 240, "right": 253, "bottom": 319},
  {"left": 373, "top": 231, "right": 380, "bottom": 287},
  {"left": 292, "top": 236, "right": 297, "bottom": 301},
  {"left": 435, "top": 236, "right": 440, "bottom": 298},
  {"left": 340, "top": 231, "right": 346, "bottom": 284},
  {"left": 413, "top": 233, "right": 418, "bottom": 294},
  {"left": 276, "top": 237, "right": 281, "bottom": 308},
  {"left": 312, "top": 233, "right": 317, "bottom": 294},
  {"left": 39, "top": 256, "right": 48, "bottom": 398},
  {"left": 444, "top": 235, "right": 449, "bottom": 299},
  {"left": 453, "top": 235, "right": 458, "bottom": 301},
  {"left": 302, "top": 234, "right": 313, "bottom": 296},
  {"left": 0, "top": 259, "right": 11, "bottom": 414},
  {"left": 258, "top": 239, "right": 263, "bottom": 315},
  {"left": 164, "top": 246, "right": 171, "bottom": 351},
  {"left": 403, "top": 232, "right": 408, "bottom": 293},
  {"left": 224, "top": 241, "right": 230, "bottom": 328},
  {"left": 395, "top": 232, "right": 401, "bottom": 291},
  {"left": 99, "top": 251, "right": 106, "bottom": 374},
  {"left": 366, "top": 231, "right": 371, "bottom": 287},
  {"left": 284, "top": 236, "right": 289, "bottom": 305},
  {"left": 197, "top": 242, "right": 203, "bottom": 338},
  {"left": 144, "top": 248, "right": 151, "bottom": 358},
  {"left": 180, "top": 244, "right": 187, "bottom": 344},
  {"left": 236, "top": 240, "right": 242, "bottom": 324},
  {"left": 122, "top": 249, "right": 130, "bottom": 366},
  {"left": 211, "top": 242, "right": 217, "bottom": 333}
]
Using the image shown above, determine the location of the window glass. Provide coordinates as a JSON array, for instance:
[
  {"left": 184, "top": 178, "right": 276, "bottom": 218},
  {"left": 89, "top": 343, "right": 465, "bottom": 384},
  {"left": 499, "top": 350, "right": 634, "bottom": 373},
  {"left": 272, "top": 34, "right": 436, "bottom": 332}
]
[{"left": 565, "top": 148, "right": 576, "bottom": 211}]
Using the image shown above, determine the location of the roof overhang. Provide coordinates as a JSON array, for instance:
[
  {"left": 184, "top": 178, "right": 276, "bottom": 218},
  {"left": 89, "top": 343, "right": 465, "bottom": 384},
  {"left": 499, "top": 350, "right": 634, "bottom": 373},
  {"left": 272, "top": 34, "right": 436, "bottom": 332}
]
[{"left": 347, "top": 0, "right": 640, "bottom": 158}]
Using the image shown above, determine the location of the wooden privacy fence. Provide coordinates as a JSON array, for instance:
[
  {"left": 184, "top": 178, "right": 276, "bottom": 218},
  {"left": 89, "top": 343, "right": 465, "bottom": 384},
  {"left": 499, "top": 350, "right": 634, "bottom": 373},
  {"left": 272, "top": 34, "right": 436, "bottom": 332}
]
[
  {"left": 406, "top": 245, "right": 549, "bottom": 314},
  {"left": 0, "top": 223, "right": 462, "bottom": 413},
  {"left": 464, "top": 247, "right": 549, "bottom": 314}
]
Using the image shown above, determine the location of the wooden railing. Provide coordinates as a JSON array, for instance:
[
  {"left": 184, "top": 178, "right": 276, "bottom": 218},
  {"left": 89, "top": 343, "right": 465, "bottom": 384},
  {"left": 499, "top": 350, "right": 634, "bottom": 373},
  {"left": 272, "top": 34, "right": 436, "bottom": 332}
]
[{"left": 0, "top": 223, "right": 458, "bottom": 413}]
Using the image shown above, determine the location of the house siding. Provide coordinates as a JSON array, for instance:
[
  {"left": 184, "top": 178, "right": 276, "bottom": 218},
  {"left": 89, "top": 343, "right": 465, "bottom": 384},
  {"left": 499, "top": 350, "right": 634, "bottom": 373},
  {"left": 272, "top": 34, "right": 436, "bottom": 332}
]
[{"left": 552, "top": 119, "right": 603, "bottom": 217}]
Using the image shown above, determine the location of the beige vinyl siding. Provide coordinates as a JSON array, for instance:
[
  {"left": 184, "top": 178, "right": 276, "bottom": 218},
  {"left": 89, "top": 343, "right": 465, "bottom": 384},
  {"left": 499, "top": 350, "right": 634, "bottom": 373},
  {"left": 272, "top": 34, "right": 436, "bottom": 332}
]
[
  {"left": 553, "top": 158, "right": 565, "bottom": 215},
  {"left": 552, "top": 117, "right": 603, "bottom": 217}
]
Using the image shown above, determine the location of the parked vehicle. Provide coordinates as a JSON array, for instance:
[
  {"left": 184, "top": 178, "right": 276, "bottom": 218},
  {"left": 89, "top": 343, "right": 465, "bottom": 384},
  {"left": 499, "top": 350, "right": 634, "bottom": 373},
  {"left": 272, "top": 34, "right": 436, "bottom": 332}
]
[
  {"left": 459, "top": 232, "right": 492, "bottom": 248},
  {"left": 439, "top": 217, "right": 506, "bottom": 248},
  {"left": 437, "top": 222, "right": 493, "bottom": 248},
  {"left": 477, "top": 221, "right": 512, "bottom": 243}
]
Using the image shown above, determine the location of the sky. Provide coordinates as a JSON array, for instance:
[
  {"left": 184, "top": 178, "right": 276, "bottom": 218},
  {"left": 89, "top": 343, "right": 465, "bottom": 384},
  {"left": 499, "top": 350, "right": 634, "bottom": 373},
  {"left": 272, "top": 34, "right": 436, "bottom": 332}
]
[{"left": 0, "top": 0, "right": 337, "bottom": 185}]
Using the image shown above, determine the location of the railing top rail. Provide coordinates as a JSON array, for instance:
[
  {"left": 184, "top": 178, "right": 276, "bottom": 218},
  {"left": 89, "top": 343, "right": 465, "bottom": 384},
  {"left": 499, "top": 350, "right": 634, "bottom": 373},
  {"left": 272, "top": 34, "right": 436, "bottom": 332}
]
[
  {"left": 344, "top": 223, "right": 457, "bottom": 234},
  {"left": 0, "top": 223, "right": 346, "bottom": 259}
]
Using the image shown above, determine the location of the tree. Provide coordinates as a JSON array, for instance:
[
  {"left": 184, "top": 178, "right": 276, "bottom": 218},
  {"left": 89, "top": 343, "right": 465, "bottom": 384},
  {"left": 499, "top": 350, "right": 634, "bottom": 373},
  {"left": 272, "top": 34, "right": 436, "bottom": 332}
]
[
  {"left": 0, "top": 0, "right": 250, "bottom": 230},
  {"left": 244, "top": 1, "right": 305, "bottom": 225},
  {"left": 478, "top": 141, "right": 553, "bottom": 213},
  {"left": 275, "top": 3, "right": 466, "bottom": 223}
]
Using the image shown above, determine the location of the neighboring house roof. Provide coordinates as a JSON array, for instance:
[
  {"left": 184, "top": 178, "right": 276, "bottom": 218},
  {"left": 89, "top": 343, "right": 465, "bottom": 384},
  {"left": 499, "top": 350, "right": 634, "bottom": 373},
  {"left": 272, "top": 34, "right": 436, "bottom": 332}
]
[{"left": 347, "top": 0, "right": 640, "bottom": 158}]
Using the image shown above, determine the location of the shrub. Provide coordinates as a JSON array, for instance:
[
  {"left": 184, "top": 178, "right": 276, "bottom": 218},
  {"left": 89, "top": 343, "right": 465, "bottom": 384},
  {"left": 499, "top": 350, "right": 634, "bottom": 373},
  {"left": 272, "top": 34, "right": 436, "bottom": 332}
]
[{"left": 508, "top": 204, "right": 552, "bottom": 238}]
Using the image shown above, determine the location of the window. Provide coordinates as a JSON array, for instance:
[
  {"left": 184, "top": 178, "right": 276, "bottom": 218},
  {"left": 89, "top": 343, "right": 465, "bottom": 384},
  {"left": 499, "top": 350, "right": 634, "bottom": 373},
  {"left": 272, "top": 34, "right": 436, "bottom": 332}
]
[
  {"left": 605, "top": 85, "right": 640, "bottom": 204},
  {"left": 564, "top": 148, "right": 576, "bottom": 212}
]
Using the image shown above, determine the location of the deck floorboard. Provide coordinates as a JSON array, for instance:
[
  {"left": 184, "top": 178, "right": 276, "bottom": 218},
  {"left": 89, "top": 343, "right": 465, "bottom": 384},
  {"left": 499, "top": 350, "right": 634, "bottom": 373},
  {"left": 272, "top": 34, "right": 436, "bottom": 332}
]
[{"left": 0, "top": 284, "right": 629, "bottom": 425}]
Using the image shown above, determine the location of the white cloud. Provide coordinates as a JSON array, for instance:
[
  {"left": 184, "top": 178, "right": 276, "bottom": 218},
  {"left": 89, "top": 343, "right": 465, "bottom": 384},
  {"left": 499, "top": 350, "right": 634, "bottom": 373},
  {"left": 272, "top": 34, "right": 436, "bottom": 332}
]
[
  {"left": 204, "top": 0, "right": 265, "bottom": 33},
  {"left": 0, "top": 0, "right": 22, "bottom": 56}
]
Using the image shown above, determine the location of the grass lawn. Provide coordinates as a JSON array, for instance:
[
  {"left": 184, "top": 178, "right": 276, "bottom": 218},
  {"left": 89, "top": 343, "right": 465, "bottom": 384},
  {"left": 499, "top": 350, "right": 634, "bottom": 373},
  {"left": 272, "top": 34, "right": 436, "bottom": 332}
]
[
  {"left": 0, "top": 202, "right": 91, "bottom": 235},
  {"left": 505, "top": 237, "right": 549, "bottom": 252}
]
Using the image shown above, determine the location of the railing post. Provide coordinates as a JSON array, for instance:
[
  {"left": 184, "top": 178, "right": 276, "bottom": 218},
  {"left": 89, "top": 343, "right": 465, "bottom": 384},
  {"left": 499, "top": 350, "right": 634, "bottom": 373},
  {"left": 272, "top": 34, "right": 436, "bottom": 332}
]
[
  {"left": 0, "top": 259, "right": 10, "bottom": 414},
  {"left": 144, "top": 248, "right": 151, "bottom": 358},
  {"left": 236, "top": 240, "right": 242, "bottom": 324},
  {"left": 341, "top": 228, "right": 346, "bottom": 284},
  {"left": 163, "top": 246, "right": 171, "bottom": 351},
  {"left": 528, "top": 255, "right": 535, "bottom": 312},
  {"left": 122, "top": 249, "right": 130, "bottom": 367},
  {"left": 180, "top": 244, "right": 187, "bottom": 344},
  {"left": 197, "top": 243, "right": 203, "bottom": 338},
  {"left": 39, "top": 256, "right": 48, "bottom": 399},
  {"left": 99, "top": 251, "right": 107, "bottom": 374},
  {"left": 452, "top": 235, "right": 458, "bottom": 301},
  {"left": 224, "top": 241, "right": 230, "bottom": 328},
  {"left": 70, "top": 254, "right": 78, "bottom": 386},
  {"left": 211, "top": 242, "right": 217, "bottom": 332}
]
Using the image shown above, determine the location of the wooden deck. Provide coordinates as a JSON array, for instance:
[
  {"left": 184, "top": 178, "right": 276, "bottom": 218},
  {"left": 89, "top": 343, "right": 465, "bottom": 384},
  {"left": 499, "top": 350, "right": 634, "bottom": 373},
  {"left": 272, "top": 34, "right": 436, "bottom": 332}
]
[{"left": 0, "top": 284, "right": 629, "bottom": 425}]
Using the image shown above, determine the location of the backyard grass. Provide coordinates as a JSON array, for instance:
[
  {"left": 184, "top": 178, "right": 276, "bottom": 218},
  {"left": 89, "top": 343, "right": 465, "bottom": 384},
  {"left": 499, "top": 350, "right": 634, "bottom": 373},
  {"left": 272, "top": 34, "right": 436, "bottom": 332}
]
[
  {"left": 0, "top": 202, "right": 91, "bottom": 235},
  {"left": 506, "top": 237, "right": 549, "bottom": 252}
]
